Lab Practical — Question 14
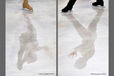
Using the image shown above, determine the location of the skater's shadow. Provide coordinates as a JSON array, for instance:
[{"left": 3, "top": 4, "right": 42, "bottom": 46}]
[
  {"left": 17, "top": 12, "right": 48, "bottom": 70},
  {"left": 62, "top": 8, "right": 104, "bottom": 69}
]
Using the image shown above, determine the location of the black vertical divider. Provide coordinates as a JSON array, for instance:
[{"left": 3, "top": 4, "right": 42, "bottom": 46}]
[
  {"left": 109, "top": 0, "right": 114, "bottom": 76},
  {"left": 0, "top": 0, "right": 5, "bottom": 76},
  {"left": 56, "top": 0, "right": 58, "bottom": 76}
]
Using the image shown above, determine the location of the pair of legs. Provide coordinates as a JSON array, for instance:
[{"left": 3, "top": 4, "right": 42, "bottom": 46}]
[
  {"left": 62, "top": 0, "right": 104, "bottom": 12},
  {"left": 23, "top": 0, "right": 33, "bottom": 11}
]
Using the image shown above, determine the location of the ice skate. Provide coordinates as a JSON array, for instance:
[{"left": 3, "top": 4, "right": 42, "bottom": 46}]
[
  {"left": 92, "top": 0, "right": 104, "bottom": 6},
  {"left": 23, "top": 0, "right": 33, "bottom": 11},
  {"left": 62, "top": 0, "right": 76, "bottom": 13},
  {"left": 62, "top": 6, "right": 72, "bottom": 13}
]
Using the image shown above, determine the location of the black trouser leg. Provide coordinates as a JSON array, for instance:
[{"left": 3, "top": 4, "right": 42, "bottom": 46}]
[
  {"left": 97, "top": 0, "right": 103, "bottom": 2},
  {"left": 66, "top": 0, "right": 77, "bottom": 9},
  {"left": 62, "top": 0, "right": 77, "bottom": 12}
]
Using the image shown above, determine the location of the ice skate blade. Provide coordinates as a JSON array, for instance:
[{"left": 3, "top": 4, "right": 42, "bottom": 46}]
[
  {"left": 61, "top": 10, "right": 72, "bottom": 14},
  {"left": 92, "top": 5, "right": 105, "bottom": 9},
  {"left": 23, "top": 8, "right": 33, "bottom": 13}
]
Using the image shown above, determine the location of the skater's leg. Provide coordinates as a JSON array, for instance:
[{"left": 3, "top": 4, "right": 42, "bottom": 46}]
[
  {"left": 17, "top": 45, "right": 25, "bottom": 70},
  {"left": 23, "top": 0, "right": 33, "bottom": 11},
  {"left": 92, "top": 0, "right": 104, "bottom": 6},
  {"left": 62, "top": 0, "right": 77, "bottom": 12}
]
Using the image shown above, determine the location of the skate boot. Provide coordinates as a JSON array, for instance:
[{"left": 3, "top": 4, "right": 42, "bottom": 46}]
[
  {"left": 92, "top": 0, "right": 104, "bottom": 6},
  {"left": 62, "top": 0, "right": 77, "bottom": 13},
  {"left": 62, "top": 6, "right": 72, "bottom": 13},
  {"left": 23, "top": 0, "right": 33, "bottom": 11}
]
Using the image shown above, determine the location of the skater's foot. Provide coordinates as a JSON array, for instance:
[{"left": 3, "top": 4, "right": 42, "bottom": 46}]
[
  {"left": 17, "top": 61, "right": 23, "bottom": 70},
  {"left": 92, "top": 1, "right": 104, "bottom": 6},
  {"left": 23, "top": 0, "right": 33, "bottom": 11},
  {"left": 62, "top": 7, "right": 72, "bottom": 13}
]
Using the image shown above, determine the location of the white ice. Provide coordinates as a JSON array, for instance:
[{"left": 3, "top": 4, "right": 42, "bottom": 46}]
[
  {"left": 58, "top": 0, "right": 109, "bottom": 76},
  {"left": 6, "top": 0, "right": 56, "bottom": 76}
]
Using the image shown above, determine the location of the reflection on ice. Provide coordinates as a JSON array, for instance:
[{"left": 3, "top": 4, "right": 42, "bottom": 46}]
[
  {"left": 17, "top": 12, "right": 48, "bottom": 70},
  {"left": 63, "top": 8, "right": 104, "bottom": 69}
]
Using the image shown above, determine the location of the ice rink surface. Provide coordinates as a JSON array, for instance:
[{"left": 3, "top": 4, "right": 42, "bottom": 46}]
[
  {"left": 6, "top": 0, "right": 56, "bottom": 76},
  {"left": 58, "top": 0, "right": 108, "bottom": 76},
  {"left": 6, "top": 0, "right": 109, "bottom": 76}
]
